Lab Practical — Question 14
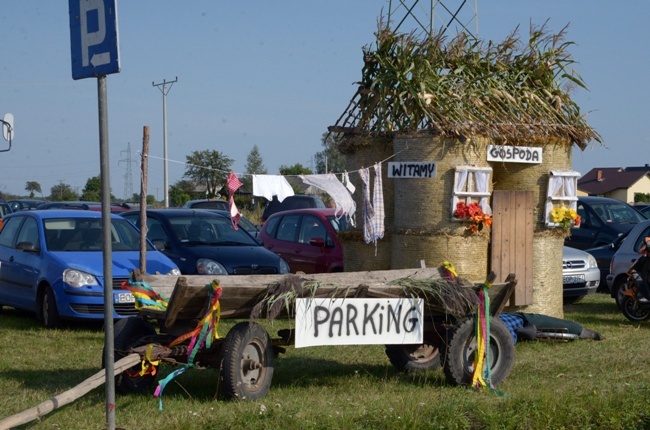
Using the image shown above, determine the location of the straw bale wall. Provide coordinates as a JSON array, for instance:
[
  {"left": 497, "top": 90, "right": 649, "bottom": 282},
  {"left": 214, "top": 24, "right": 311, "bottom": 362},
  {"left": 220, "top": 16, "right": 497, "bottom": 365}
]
[
  {"left": 338, "top": 136, "right": 393, "bottom": 272},
  {"left": 391, "top": 233, "right": 489, "bottom": 281},
  {"left": 392, "top": 135, "right": 490, "bottom": 230},
  {"left": 491, "top": 141, "right": 572, "bottom": 229},
  {"left": 390, "top": 135, "right": 491, "bottom": 274}
]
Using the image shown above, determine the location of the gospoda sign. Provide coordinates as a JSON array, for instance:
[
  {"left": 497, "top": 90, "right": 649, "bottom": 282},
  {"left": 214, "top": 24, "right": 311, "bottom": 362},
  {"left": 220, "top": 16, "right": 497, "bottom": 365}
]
[
  {"left": 487, "top": 145, "right": 542, "bottom": 164},
  {"left": 295, "top": 297, "right": 424, "bottom": 348}
]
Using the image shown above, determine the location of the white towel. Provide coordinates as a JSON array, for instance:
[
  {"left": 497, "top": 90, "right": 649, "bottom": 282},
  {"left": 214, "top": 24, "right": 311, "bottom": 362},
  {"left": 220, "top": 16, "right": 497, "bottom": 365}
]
[
  {"left": 252, "top": 175, "right": 295, "bottom": 202},
  {"left": 299, "top": 173, "right": 356, "bottom": 226}
]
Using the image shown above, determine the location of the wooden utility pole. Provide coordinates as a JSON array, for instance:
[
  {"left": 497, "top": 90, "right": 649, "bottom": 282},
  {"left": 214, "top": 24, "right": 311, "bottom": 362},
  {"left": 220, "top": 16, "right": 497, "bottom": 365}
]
[{"left": 139, "top": 126, "right": 150, "bottom": 274}]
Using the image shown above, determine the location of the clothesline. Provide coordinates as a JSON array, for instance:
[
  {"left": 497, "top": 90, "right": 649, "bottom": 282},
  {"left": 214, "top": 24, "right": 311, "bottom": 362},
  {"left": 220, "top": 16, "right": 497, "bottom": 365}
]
[{"left": 139, "top": 146, "right": 408, "bottom": 179}]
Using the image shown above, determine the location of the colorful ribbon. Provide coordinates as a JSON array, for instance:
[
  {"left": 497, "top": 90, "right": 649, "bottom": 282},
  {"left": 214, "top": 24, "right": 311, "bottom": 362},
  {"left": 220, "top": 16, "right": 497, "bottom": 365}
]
[
  {"left": 122, "top": 274, "right": 169, "bottom": 311},
  {"left": 154, "top": 280, "right": 223, "bottom": 410},
  {"left": 470, "top": 279, "right": 504, "bottom": 396}
]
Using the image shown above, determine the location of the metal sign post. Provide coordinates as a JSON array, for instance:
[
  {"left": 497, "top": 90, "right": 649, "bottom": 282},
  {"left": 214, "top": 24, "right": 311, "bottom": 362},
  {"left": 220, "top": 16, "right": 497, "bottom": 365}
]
[{"left": 69, "top": 1, "right": 120, "bottom": 429}]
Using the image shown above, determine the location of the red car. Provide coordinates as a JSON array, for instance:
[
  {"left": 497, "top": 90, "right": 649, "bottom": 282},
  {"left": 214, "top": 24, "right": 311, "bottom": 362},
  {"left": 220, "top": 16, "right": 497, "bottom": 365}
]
[{"left": 258, "top": 208, "right": 348, "bottom": 273}]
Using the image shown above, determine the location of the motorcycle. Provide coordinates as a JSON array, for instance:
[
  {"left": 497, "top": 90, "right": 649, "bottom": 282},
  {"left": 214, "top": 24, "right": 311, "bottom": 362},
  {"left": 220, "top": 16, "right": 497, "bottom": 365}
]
[{"left": 620, "top": 274, "right": 650, "bottom": 322}]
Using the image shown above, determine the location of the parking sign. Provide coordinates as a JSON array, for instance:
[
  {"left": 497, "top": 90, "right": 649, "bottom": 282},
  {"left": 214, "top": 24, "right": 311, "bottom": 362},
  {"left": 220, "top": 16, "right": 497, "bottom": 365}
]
[{"left": 69, "top": 0, "right": 120, "bottom": 80}]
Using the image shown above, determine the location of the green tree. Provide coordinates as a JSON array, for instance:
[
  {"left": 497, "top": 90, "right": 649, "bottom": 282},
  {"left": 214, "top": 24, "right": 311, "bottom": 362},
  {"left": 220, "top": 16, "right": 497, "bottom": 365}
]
[
  {"left": 25, "top": 181, "right": 42, "bottom": 198},
  {"left": 245, "top": 145, "right": 267, "bottom": 175},
  {"left": 169, "top": 179, "right": 196, "bottom": 207},
  {"left": 81, "top": 176, "right": 101, "bottom": 202},
  {"left": 314, "top": 132, "right": 345, "bottom": 173},
  {"left": 49, "top": 182, "right": 79, "bottom": 201},
  {"left": 244, "top": 145, "right": 267, "bottom": 192},
  {"left": 279, "top": 163, "right": 312, "bottom": 176},
  {"left": 183, "top": 150, "right": 233, "bottom": 199}
]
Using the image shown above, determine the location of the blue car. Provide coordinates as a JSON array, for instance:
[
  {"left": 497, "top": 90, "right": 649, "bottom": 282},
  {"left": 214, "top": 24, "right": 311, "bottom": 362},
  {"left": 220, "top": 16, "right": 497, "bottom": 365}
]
[
  {"left": 0, "top": 210, "right": 180, "bottom": 327},
  {"left": 122, "top": 209, "right": 290, "bottom": 275}
]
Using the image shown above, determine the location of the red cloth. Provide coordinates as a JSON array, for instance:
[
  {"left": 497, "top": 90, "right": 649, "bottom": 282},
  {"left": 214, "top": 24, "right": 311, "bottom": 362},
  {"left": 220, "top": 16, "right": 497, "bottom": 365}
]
[{"left": 227, "top": 172, "right": 243, "bottom": 230}]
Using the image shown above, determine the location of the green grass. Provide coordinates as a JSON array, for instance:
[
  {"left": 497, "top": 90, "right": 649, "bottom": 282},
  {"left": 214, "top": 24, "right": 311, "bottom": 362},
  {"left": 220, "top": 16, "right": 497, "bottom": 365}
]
[{"left": 1, "top": 294, "right": 650, "bottom": 430}]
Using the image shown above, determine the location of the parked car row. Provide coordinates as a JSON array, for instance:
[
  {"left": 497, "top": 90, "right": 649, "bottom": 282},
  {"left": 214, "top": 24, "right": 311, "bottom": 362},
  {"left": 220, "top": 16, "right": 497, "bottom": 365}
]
[
  {"left": 0, "top": 210, "right": 180, "bottom": 328},
  {"left": 563, "top": 196, "right": 650, "bottom": 307},
  {"left": 2, "top": 192, "right": 640, "bottom": 327}
]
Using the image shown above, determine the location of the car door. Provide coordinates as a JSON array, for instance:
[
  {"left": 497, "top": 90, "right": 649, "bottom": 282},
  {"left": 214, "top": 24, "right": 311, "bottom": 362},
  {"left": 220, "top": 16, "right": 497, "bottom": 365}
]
[
  {"left": 0, "top": 215, "right": 41, "bottom": 309},
  {"left": 262, "top": 214, "right": 302, "bottom": 272},
  {"left": 293, "top": 214, "right": 335, "bottom": 273},
  {"left": 567, "top": 203, "right": 604, "bottom": 249}
]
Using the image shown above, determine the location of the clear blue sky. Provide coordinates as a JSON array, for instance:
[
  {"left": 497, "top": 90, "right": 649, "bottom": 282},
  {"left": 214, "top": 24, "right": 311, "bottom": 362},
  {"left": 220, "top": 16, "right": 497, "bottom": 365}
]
[{"left": 0, "top": 1, "right": 647, "bottom": 200}]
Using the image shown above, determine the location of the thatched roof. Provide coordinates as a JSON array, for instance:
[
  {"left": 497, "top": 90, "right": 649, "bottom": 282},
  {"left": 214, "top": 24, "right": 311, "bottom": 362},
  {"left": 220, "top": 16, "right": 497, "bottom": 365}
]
[{"left": 329, "top": 22, "right": 601, "bottom": 150}]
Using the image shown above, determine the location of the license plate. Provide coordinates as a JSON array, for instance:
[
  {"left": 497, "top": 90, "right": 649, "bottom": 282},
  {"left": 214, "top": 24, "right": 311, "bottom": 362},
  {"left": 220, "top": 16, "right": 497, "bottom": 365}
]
[
  {"left": 115, "top": 292, "right": 135, "bottom": 304},
  {"left": 563, "top": 275, "right": 585, "bottom": 284}
]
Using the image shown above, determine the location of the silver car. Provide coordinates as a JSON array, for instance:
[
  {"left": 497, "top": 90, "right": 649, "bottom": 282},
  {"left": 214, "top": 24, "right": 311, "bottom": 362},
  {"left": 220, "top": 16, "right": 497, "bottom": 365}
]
[
  {"left": 606, "top": 220, "right": 650, "bottom": 307},
  {"left": 563, "top": 246, "right": 600, "bottom": 304}
]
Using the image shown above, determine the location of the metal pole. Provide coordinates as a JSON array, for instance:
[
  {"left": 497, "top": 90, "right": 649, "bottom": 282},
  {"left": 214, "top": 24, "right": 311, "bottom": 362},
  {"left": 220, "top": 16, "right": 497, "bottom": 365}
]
[
  {"left": 152, "top": 77, "right": 177, "bottom": 208},
  {"left": 98, "top": 75, "right": 116, "bottom": 430}
]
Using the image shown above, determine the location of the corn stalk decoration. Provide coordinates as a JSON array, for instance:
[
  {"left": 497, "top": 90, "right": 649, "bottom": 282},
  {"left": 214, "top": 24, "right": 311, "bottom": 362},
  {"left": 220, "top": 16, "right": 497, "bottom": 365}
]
[{"left": 330, "top": 20, "right": 601, "bottom": 149}]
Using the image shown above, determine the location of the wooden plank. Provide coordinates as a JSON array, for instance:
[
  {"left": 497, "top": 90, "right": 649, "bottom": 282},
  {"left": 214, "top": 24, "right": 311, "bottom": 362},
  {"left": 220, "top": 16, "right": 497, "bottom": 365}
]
[
  {"left": 139, "top": 268, "right": 516, "bottom": 320},
  {"left": 0, "top": 354, "right": 141, "bottom": 430}
]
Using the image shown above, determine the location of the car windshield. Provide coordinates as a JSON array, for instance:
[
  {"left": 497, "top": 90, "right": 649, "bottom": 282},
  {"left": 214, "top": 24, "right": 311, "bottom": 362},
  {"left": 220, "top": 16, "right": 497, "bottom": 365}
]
[
  {"left": 168, "top": 216, "right": 258, "bottom": 246},
  {"left": 591, "top": 202, "right": 646, "bottom": 224},
  {"left": 44, "top": 218, "right": 152, "bottom": 252}
]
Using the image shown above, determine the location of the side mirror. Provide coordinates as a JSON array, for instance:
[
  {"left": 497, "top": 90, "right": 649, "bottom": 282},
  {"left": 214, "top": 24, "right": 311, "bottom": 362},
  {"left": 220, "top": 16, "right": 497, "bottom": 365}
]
[
  {"left": 17, "top": 241, "right": 37, "bottom": 252},
  {"left": 152, "top": 239, "right": 166, "bottom": 251}
]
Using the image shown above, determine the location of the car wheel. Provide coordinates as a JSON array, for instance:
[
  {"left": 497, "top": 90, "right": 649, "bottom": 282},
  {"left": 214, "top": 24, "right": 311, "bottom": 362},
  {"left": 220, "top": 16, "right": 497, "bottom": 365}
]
[
  {"left": 219, "top": 322, "right": 274, "bottom": 400},
  {"left": 104, "top": 317, "right": 158, "bottom": 394},
  {"left": 441, "top": 316, "right": 515, "bottom": 387},
  {"left": 385, "top": 342, "right": 441, "bottom": 372},
  {"left": 39, "top": 285, "right": 61, "bottom": 329}
]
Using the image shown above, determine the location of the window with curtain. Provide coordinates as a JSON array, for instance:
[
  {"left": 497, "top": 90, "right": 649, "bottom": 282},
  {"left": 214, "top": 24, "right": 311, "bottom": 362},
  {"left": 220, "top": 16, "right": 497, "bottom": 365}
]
[
  {"left": 451, "top": 166, "right": 493, "bottom": 218},
  {"left": 545, "top": 170, "right": 581, "bottom": 227}
]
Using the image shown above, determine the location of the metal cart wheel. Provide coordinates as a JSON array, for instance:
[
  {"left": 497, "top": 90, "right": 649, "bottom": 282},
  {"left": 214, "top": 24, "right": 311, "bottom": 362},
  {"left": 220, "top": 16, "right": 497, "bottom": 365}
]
[
  {"left": 385, "top": 340, "right": 441, "bottom": 372},
  {"left": 104, "top": 317, "right": 158, "bottom": 394},
  {"left": 219, "top": 321, "right": 274, "bottom": 400},
  {"left": 441, "top": 316, "right": 515, "bottom": 387}
]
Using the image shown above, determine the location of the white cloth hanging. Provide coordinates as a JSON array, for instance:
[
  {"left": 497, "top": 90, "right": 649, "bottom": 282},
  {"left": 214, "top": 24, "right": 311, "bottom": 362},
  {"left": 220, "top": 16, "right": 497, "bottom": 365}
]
[
  {"left": 343, "top": 171, "right": 356, "bottom": 194},
  {"left": 371, "top": 163, "right": 385, "bottom": 241},
  {"left": 298, "top": 173, "right": 356, "bottom": 226},
  {"left": 252, "top": 174, "right": 295, "bottom": 202}
]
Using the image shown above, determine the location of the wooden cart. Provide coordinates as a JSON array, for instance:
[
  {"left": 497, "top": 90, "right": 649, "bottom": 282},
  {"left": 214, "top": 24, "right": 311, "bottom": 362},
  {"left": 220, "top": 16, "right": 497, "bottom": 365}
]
[{"left": 111, "top": 268, "right": 517, "bottom": 400}]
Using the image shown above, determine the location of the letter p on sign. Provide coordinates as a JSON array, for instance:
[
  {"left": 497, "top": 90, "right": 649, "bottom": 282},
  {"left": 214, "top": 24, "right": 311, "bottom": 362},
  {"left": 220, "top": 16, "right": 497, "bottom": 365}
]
[{"left": 69, "top": 0, "right": 120, "bottom": 80}]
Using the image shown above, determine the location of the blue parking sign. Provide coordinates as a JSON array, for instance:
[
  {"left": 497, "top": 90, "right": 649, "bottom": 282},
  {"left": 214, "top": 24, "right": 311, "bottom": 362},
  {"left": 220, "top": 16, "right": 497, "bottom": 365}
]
[{"left": 69, "top": 0, "right": 120, "bottom": 80}]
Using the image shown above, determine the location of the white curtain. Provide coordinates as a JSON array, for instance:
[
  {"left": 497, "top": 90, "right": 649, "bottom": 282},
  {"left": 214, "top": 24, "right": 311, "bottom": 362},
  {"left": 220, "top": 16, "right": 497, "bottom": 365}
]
[
  {"left": 474, "top": 170, "right": 492, "bottom": 215},
  {"left": 546, "top": 171, "right": 579, "bottom": 224},
  {"left": 451, "top": 169, "right": 470, "bottom": 216}
]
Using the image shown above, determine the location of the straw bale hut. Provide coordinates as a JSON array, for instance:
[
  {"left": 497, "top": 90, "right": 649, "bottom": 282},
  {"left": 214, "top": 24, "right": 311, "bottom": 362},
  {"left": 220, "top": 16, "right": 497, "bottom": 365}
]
[{"left": 329, "top": 24, "right": 600, "bottom": 317}]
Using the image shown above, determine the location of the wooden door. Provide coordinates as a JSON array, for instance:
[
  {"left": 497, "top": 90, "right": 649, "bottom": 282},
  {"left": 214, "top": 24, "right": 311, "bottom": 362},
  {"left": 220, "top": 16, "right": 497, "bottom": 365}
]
[{"left": 490, "top": 190, "right": 534, "bottom": 306}]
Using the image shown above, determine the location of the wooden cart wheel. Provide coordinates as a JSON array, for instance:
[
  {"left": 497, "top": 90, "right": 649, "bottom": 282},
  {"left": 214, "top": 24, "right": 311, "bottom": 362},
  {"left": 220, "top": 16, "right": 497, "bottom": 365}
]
[
  {"left": 440, "top": 316, "right": 514, "bottom": 386},
  {"left": 219, "top": 322, "right": 274, "bottom": 400},
  {"left": 385, "top": 341, "right": 441, "bottom": 372},
  {"left": 103, "top": 317, "right": 157, "bottom": 394}
]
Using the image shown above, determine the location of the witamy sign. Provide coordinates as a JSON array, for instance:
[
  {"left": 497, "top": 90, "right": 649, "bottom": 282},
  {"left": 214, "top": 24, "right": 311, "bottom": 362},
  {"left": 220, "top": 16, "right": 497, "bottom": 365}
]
[
  {"left": 388, "top": 162, "right": 437, "bottom": 178},
  {"left": 295, "top": 298, "right": 424, "bottom": 348},
  {"left": 487, "top": 144, "right": 542, "bottom": 164}
]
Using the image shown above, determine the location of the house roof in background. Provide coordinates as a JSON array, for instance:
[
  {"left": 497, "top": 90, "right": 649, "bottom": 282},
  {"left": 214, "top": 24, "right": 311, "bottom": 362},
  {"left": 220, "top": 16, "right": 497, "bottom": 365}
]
[{"left": 578, "top": 166, "right": 650, "bottom": 195}]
